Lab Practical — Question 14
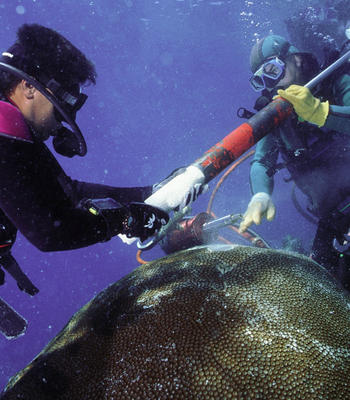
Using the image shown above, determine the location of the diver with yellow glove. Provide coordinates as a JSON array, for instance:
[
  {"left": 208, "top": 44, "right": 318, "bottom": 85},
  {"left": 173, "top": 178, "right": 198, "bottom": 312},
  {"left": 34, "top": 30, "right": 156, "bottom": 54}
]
[
  {"left": 240, "top": 34, "right": 350, "bottom": 290},
  {"left": 276, "top": 85, "right": 329, "bottom": 127}
]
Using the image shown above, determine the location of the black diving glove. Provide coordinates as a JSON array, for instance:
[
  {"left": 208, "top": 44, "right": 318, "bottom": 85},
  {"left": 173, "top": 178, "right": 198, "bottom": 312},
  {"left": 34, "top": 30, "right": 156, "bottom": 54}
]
[
  {"left": 84, "top": 198, "right": 169, "bottom": 242},
  {"left": 126, "top": 202, "right": 169, "bottom": 241}
]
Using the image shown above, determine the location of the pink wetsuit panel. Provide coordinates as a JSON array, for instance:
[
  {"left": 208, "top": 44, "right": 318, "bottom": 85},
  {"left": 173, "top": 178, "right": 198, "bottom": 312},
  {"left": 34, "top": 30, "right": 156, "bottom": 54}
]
[{"left": 0, "top": 101, "right": 32, "bottom": 141}]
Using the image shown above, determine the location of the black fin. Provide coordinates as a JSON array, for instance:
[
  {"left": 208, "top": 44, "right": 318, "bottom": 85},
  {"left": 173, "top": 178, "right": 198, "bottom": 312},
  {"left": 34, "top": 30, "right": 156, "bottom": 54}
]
[{"left": 0, "top": 296, "right": 27, "bottom": 339}]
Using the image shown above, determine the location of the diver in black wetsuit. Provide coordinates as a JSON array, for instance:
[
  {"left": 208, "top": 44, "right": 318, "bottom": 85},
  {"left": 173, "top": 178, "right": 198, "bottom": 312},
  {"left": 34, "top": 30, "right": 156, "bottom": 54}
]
[{"left": 0, "top": 24, "right": 173, "bottom": 292}]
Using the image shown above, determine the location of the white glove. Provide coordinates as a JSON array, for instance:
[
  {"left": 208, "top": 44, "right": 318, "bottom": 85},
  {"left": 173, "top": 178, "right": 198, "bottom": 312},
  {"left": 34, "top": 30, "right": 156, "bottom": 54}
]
[
  {"left": 239, "top": 192, "right": 276, "bottom": 232},
  {"left": 145, "top": 165, "right": 207, "bottom": 212},
  {"left": 117, "top": 234, "right": 137, "bottom": 245}
]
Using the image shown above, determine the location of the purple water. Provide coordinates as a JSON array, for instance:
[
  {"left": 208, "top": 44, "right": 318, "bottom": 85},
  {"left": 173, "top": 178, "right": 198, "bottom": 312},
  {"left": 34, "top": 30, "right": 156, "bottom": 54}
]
[{"left": 0, "top": 0, "right": 319, "bottom": 390}]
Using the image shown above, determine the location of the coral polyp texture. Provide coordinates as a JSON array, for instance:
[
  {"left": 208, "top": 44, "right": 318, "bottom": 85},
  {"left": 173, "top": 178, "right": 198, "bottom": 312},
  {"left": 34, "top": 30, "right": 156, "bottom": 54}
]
[{"left": 2, "top": 245, "right": 350, "bottom": 399}]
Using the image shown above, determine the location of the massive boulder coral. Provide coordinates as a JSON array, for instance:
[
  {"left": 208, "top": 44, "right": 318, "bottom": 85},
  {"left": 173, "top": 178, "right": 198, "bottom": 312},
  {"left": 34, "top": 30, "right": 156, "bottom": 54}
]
[{"left": 1, "top": 245, "right": 350, "bottom": 399}]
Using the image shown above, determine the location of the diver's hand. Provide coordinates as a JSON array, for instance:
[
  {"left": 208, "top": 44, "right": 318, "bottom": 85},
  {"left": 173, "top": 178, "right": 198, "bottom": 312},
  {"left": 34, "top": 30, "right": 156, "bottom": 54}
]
[
  {"left": 276, "top": 85, "right": 329, "bottom": 127},
  {"left": 239, "top": 192, "right": 276, "bottom": 232},
  {"left": 146, "top": 165, "right": 208, "bottom": 212},
  {"left": 83, "top": 198, "right": 168, "bottom": 243},
  {"left": 122, "top": 202, "right": 169, "bottom": 242}
]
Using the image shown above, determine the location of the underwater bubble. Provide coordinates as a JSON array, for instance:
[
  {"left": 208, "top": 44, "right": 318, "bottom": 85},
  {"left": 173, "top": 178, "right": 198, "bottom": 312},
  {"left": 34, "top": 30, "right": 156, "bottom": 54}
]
[{"left": 16, "top": 5, "right": 25, "bottom": 14}]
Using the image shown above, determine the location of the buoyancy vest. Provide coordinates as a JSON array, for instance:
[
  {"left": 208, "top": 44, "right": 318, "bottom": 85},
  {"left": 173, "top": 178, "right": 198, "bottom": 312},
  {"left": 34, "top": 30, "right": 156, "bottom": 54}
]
[
  {"left": 0, "top": 101, "right": 39, "bottom": 295},
  {"left": 0, "top": 101, "right": 29, "bottom": 247},
  {"left": 270, "top": 116, "right": 340, "bottom": 179}
]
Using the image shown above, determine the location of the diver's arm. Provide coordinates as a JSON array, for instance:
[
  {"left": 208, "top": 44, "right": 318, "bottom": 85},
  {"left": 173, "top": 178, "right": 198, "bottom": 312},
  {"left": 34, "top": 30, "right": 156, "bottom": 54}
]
[
  {"left": 324, "top": 105, "right": 350, "bottom": 132},
  {"left": 322, "top": 74, "right": 350, "bottom": 132},
  {"left": 71, "top": 181, "right": 153, "bottom": 204},
  {"left": 0, "top": 136, "right": 113, "bottom": 251},
  {"left": 250, "top": 134, "right": 277, "bottom": 195},
  {"left": 239, "top": 133, "right": 277, "bottom": 232},
  {"left": 0, "top": 137, "right": 161, "bottom": 251},
  {"left": 277, "top": 78, "right": 350, "bottom": 132}
]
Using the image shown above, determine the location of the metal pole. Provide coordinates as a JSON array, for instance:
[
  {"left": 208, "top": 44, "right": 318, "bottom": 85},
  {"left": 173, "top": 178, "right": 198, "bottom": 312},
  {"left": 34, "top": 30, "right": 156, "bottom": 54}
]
[{"left": 305, "top": 49, "right": 350, "bottom": 90}]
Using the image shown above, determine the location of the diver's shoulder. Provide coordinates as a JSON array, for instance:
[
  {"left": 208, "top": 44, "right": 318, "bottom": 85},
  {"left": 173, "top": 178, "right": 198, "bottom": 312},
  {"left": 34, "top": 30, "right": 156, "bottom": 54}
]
[{"left": 0, "top": 100, "right": 33, "bottom": 142}]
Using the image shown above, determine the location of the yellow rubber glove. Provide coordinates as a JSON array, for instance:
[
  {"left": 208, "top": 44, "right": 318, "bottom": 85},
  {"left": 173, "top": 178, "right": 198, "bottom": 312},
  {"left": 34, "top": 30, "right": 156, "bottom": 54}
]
[
  {"left": 277, "top": 85, "right": 329, "bottom": 127},
  {"left": 239, "top": 192, "right": 276, "bottom": 233}
]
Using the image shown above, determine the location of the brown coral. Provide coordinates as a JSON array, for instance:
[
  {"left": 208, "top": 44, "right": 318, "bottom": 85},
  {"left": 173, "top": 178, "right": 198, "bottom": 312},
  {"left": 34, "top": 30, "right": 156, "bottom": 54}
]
[{"left": 1, "top": 245, "right": 350, "bottom": 399}]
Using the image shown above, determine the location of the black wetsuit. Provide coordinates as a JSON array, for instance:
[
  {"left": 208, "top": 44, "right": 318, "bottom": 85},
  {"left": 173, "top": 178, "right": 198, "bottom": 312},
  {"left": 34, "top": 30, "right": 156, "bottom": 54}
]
[{"left": 0, "top": 100, "right": 152, "bottom": 252}]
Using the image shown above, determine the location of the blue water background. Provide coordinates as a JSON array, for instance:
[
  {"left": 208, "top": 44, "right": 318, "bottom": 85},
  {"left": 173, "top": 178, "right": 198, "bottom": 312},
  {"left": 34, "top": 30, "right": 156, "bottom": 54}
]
[{"left": 0, "top": 0, "right": 324, "bottom": 389}]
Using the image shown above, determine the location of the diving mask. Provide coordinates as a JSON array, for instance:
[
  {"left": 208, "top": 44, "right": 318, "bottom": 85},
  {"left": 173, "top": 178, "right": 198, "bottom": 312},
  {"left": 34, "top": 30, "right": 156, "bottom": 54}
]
[
  {"left": 250, "top": 57, "right": 286, "bottom": 92},
  {"left": 47, "top": 81, "right": 88, "bottom": 158},
  {"left": 47, "top": 79, "right": 88, "bottom": 122}
]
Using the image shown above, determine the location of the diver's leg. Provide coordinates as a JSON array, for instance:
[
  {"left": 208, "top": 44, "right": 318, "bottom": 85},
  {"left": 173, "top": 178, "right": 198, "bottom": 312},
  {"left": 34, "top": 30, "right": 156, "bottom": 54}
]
[
  {"left": 312, "top": 217, "right": 350, "bottom": 291},
  {"left": 337, "top": 254, "right": 350, "bottom": 291},
  {"left": 311, "top": 217, "right": 340, "bottom": 276}
]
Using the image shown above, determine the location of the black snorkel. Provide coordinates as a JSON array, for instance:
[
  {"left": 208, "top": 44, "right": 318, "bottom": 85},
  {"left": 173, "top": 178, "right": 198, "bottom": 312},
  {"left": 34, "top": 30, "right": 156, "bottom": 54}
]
[{"left": 0, "top": 61, "right": 87, "bottom": 157}]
